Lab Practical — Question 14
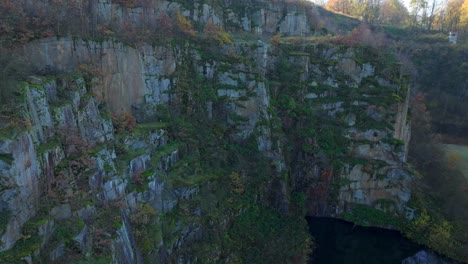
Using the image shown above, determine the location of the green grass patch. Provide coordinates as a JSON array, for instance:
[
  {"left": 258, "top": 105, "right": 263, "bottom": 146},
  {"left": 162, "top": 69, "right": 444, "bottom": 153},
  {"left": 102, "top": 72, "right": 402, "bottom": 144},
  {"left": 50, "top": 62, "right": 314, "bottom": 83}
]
[
  {"left": 37, "top": 141, "right": 61, "bottom": 155},
  {"left": 341, "top": 203, "right": 403, "bottom": 227},
  {"left": 115, "top": 147, "right": 147, "bottom": 172},
  {"left": 120, "top": 148, "right": 147, "bottom": 163},
  {"left": 135, "top": 122, "right": 167, "bottom": 132},
  {"left": 382, "top": 137, "right": 405, "bottom": 152},
  {"left": 0, "top": 210, "right": 11, "bottom": 235},
  {"left": 169, "top": 173, "right": 221, "bottom": 188},
  {"left": 0, "top": 234, "right": 42, "bottom": 262},
  {"left": 0, "top": 154, "right": 14, "bottom": 164},
  {"left": 51, "top": 219, "right": 83, "bottom": 247},
  {"left": 87, "top": 144, "right": 107, "bottom": 156},
  {"left": 441, "top": 144, "right": 468, "bottom": 178},
  {"left": 288, "top": 51, "right": 310, "bottom": 57},
  {"left": 0, "top": 126, "right": 23, "bottom": 140},
  {"left": 0, "top": 211, "right": 50, "bottom": 262},
  {"left": 71, "top": 256, "right": 112, "bottom": 264},
  {"left": 153, "top": 141, "right": 180, "bottom": 161}
]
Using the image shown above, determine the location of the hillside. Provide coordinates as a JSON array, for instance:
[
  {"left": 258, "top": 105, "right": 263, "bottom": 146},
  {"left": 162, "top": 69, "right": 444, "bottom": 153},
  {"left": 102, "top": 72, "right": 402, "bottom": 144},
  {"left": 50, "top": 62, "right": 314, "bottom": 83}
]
[{"left": 0, "top": 0, "right": 467, "bottom": 263}]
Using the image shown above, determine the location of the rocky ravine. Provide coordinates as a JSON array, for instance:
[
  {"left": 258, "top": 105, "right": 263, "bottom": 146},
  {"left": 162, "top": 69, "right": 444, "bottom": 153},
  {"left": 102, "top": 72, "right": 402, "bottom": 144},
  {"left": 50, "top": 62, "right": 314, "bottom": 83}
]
[{"left": 0, "top": 0, "right": 412, "bottom": 263}]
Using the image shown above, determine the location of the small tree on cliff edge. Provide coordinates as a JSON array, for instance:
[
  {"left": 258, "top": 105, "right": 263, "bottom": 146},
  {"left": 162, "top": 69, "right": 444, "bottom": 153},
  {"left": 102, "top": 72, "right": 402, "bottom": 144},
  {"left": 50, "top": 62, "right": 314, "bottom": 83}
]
[
  {"left": 203, "top": 21, "right": 233, "bottom": 45},
  {"left": 175, "top": 9, "right": 196, "bottom": 37}
]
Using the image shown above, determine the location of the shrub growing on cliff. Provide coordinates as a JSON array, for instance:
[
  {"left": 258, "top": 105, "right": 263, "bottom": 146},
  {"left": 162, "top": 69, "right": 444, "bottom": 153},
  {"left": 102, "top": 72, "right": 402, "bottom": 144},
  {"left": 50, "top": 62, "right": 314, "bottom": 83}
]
[
  {"left": 407, "top": 92, "right": 468, "bottom": 261},
  {"left": 203, "top": 21, "right": 233, "bottom": 45},
  {"left": 112, "top": 112, "right": 137, "bottom": 133},
  {"left": 130, "top": 203, "right": 160, "bottom": 257},
  {"left": 158, "top": 13, "right": 174, "bottom": 38},
  {"left": 0, "top": 0, "right": 34, "bottom": 46},
  {"left": 175, "top": 10, "right": 196, "bottom": 37},
  {"left": 332, "top": 24, "right": 387, "bottom": 48},
  {"left": 228, "top": 205, "right": 312, "bottom": 263},
  {"left": 113, "top": 0, "right": 139, "bottom": 8},
  {"left": 404, "top": 210, "right": 461, "bottom": 258},
  {"left": 0, "top": 49, "right": 32, "bottom": 115}
]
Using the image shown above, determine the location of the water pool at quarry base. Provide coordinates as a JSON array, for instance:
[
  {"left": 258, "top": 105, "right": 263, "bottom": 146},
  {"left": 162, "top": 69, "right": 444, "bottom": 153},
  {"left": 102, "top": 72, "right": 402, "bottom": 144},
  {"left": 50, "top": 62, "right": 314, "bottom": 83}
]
[{"left": 307, "top": 217, "right": 423, "bottom": 264}]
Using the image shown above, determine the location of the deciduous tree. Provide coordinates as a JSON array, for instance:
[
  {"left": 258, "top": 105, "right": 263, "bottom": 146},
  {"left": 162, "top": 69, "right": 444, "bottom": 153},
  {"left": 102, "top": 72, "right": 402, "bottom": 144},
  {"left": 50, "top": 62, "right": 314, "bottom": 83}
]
[
  {"left": 444, "top": 0, "right": 464, "bottom": 30},
  {"left": 461, "top": 0, "right": 468, "bottom": 29},
  {"left": 410, "top": 0, "right": 428, "bottom": 27},
  {"left": 175, "top": 9, "right": 196, "bottom": 36},
  {"left": 325, "top": 0, "right": 355, "bottom": 15},
  {"left": 203, "top": 21, "right": 233, "bottom": 45},
  {"left": 361, "top": 0, "right": 384, "bottom": 23},
  {"left": 379, "top": 0, "right": 410, "bottom": 26}
]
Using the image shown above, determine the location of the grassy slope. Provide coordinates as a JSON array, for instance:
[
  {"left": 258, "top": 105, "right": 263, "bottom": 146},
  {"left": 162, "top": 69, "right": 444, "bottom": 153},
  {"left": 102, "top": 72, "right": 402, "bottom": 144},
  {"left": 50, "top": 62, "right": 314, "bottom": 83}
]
[{"left": 442, "top": 144, "right": 468, "bottom": 178}]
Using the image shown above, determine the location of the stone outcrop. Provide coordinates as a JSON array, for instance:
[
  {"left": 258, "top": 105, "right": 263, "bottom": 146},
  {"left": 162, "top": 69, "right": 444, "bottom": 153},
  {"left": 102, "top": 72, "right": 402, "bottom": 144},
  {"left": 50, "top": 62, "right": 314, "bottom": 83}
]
[
  {"left": 6, "top": 39, "right": 412, "bottom": 263},
  {"left": 275, "top": 46, "right": 412, "bottom": 217},
  {"left": 0, "top": 78, "right": 181, "bottom": 262},
  {"left": 402, "top": 250, "right": 455, "bottom": 264},
  {"left": 23, "top": 39, "right": 174, "bottom": 113}
]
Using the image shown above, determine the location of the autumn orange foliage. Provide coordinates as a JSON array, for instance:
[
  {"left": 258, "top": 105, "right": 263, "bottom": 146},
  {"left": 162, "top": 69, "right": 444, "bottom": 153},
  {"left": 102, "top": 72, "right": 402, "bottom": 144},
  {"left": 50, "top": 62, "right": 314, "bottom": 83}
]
[
  {"left": 113, "top": 112, "right": 137, "bottom": 133},
  {"left": 175, "top": 10, "right": 196, "bottom": 37},
  {"left": 203, "top": 21, "right": 233, "bottom": 45}
]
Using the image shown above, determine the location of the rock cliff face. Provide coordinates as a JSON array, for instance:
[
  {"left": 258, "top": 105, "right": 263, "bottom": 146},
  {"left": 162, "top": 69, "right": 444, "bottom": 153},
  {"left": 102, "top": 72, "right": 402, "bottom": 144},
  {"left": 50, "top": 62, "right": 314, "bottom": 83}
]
[
  {"left": 24, "top": 39, "right": 174, "bottom": 113},
  {"left": 1, "top": 78, "right": 181, "bottom": 262},
  {"left": 21, "top": 0, "right": 357, "bottom": 114},
  {"left": 0, "top": 0, "right": 412, "bottom": 263},
  {"left": 278, "top": 46, "right": 412, "bottom": 218}
]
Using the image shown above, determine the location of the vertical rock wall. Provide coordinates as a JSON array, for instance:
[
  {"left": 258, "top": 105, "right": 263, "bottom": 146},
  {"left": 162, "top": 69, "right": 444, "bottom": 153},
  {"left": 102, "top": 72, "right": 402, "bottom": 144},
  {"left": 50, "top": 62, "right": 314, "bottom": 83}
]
[
  {"left": 1, "top": 1, "right": 415, "bottom": 262},
  {"left": 280, "top": 46, "right": 413, "bottom": 217}
]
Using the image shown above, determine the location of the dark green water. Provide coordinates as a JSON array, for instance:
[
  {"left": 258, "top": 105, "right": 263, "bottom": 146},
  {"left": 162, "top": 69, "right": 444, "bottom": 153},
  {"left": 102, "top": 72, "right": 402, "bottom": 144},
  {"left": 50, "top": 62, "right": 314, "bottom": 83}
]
[{"left": 307, "top": 217, "right": 424, "bottom": 264}]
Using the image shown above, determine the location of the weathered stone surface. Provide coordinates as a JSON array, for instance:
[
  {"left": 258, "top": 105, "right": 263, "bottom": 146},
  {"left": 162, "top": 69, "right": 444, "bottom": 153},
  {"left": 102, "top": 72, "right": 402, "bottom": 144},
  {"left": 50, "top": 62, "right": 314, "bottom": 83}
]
[
  {"left": 286, "top": 45, "right": 412, "bottom": 217},
  {"left": 148, "top": 178, "right": 177, "bottom": 213},
  {"left": 353, "top": 144, "right": 392, "bottom": 162},
  {"left": 149, "top": 130, "right": 167, "bottom": 148},
  {"left": 53, "top": 104, "right": 77, "bottom": 128},
  {"left": 279, "top": 13, "right": 309, "bottom": 36},
  {"left": 402, "top": 250, "right": 454, "bottom": 264},
  {"left": 50, "top": 204, "right": 72, "bottom": 220},
  {"left": 102, "top": 177, "right": 127, "bottom": 201},
  {"left": 337, "top": 165, "right": 412, "bottom": 214},
  {"left": 114, "top": 212, "right": 142, "bottom": 264},
  {"left": 0, "top": 78, "right": 119, "bottom": 253},
  {"left": 129, "top": 155, "right": 150, "bottom": 176},
  {"left": 76, "top": 205, "right": 97, "bottom": 221},
  {"left": 78, "top": 98, "right": 114, "bottom": 143},
  {"left": 1, "top": 132, "right": 40, "bottom": 251},
  {"left": 25, "top": 84, "right": 53, "bottom": 141},
  {"left": 0, "top": 140, "right": 13, "bottom": 154},
  {"left": 49, "top": 242, "right": 65, "bottom": 261},
  {"left": 394, "top": 86, "right": 411, "bottom": 162},
  {"left": 24, "top": 39, "right": 175, "bottom": 113},
  {"left": 73, "top": 226, "right": 92, "bottom": 255},
  {"left": 0, "top": 2, "right": 413, "bottom": 261},
  {"left": 38, "top": 219, "right": 54, "bottom": 247}
]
